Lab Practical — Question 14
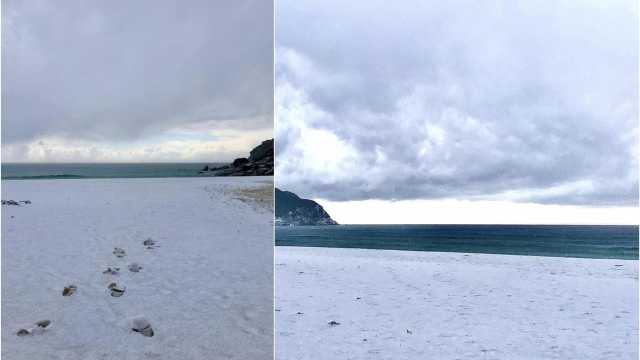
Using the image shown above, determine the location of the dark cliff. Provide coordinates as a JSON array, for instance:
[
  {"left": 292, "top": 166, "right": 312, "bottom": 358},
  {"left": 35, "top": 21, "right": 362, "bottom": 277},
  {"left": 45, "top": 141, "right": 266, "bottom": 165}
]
[{"left": 275, "top": 188, "right": 338, "bottom": 226}]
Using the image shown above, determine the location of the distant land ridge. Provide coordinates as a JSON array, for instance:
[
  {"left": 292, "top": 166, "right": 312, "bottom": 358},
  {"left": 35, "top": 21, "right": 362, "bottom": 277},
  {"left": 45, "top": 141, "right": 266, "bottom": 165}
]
[
  {"left": 275, "top": 188, "right": 338, "bottom": 226},
  {"left": 202, "top": 139, "right": 273, "bottom": 176}
]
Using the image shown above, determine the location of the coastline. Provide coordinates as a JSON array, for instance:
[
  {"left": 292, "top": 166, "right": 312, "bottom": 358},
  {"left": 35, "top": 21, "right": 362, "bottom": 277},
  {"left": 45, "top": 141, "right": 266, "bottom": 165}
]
[
  {"left": 2, "top": 177, "right": 274, "bottom": 359},
  {"left": 275, "top": 246, "right": 639, "bottom": 360},
  {"left": 275, "top": 224, "right": 639, "bottom": 260},
  {"left": 0, "top": 163, "right": 224, "bottom": 180}
]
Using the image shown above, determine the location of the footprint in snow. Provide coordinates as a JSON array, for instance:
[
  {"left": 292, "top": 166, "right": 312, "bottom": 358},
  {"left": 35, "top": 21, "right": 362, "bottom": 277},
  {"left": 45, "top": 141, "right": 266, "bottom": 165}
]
[
  {"left": 102, "top": 267, "right": 120, "bottom": 275},
  {"left": 128, "top": 263, "right": 143, "bottom": 272},
  {"left": 143, "top": 238, "right": 158, "bottom": 249},
  {"left": 62, "top": 285, "right": 77, "bottom": 296},
  {"left": 16, "top": 320, "right": 51, "bottom": 336},
  {"left": 113, "top": 248, "right": 126, "bottom": 258},
  {"left": 131, "top": 317, "right": 154, "bottom": 337},
  {"left": 108, "top": 282, "right": 126, "bottom": 297}
]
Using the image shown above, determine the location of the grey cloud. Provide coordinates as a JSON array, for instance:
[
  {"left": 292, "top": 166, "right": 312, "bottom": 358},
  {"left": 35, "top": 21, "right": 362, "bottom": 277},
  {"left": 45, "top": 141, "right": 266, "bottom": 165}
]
[
  {"left": 276, "top": 0, "right": 638, "bottom": 206},
  {"left": 2, "top": 0, "right": 273, "bottom": 144}
]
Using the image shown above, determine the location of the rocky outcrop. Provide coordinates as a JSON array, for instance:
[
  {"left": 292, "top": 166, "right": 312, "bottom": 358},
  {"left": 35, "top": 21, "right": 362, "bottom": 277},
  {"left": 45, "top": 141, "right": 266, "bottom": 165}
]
[
  {"left": 201, "top": 139, "right": 273, "bottom": 176},
  {"left": 275, "top": 188, "right": 338, "bottom": 226},
  {"left": 250, "top": 139, "right": 273, "bottom": 162}
]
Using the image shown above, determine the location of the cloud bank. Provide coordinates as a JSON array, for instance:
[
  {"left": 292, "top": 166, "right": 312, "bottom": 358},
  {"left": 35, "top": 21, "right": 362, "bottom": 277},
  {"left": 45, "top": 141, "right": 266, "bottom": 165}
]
[
  {"left": 276, "top": 0, "right": 638, "bottom": 206},
  {"left": 2, "top": 0, "right": 273, "bottom": 161}
]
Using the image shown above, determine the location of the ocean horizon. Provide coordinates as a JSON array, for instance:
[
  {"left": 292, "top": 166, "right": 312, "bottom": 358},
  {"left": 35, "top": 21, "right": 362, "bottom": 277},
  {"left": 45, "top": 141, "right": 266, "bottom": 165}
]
[
  {"left": 1, "top": 162, "right": 225, "bottom": 180},
  {"left": 275, "top": 224, "right": 639, "bottom": 260}
]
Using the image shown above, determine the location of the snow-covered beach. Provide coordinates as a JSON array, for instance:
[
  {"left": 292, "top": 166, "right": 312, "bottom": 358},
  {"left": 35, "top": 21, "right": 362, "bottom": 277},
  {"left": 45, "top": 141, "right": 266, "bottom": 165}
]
[
  {"left": 275, "top": 246, "right": 638, "bottom": 360},
  {"left": 2, "top": 177, "right": 273, "bottom": 359}
]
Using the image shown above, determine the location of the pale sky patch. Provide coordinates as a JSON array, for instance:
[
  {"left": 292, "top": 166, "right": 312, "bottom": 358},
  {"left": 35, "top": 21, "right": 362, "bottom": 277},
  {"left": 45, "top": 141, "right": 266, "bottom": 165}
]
[
  {"left": 1, "top": 124, "right": 272, "bottom": 163},
  {"left": 319, "top": 199, "right": 639, "bottom": 225}
]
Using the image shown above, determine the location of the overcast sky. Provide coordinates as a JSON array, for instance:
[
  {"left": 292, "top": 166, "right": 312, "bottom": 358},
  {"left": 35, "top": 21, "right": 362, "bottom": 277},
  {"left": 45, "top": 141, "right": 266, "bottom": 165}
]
[
  {"left": 2, "top": 0, "right": 273, "bottom": 162},
  {"left": 275, "top": 0, "right": 638, "bottom": 222}
]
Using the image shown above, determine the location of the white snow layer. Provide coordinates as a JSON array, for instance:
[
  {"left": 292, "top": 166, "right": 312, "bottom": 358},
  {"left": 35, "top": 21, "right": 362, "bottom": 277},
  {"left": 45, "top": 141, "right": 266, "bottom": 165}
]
[
  {"left": 275, "top": 246, "right": 638, "bottom": 360},
  {"left": 2, "top": 177, "right": 273, "bottom": 359}
]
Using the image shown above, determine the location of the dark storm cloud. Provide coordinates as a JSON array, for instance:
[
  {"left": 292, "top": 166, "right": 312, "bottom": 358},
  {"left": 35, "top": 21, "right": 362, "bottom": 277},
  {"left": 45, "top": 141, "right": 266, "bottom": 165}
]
[
  {"left": 2, "top": 0, "right": 273, "bottom": 144},
  {"left": 275, "top": 0, "right": 638, "bottom": 206}
]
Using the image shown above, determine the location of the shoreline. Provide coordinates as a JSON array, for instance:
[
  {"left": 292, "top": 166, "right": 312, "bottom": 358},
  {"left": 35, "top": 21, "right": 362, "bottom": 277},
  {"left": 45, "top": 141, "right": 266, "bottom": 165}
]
[
  {"left": 275, "top": 244, "right": 639, "bottom": 261},
  {"left": 1, "top": 175, "right": 275, "bottom": 181}
]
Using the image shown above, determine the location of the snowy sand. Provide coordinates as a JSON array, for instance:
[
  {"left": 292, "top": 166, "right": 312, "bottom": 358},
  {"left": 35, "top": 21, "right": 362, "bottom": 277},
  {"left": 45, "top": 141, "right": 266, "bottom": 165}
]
[
  {"left": 275, "top": 246, "right": 638, "bottom": 360},
  {"left": 2, "top": 177, "right": 273, "bottom": 360}
]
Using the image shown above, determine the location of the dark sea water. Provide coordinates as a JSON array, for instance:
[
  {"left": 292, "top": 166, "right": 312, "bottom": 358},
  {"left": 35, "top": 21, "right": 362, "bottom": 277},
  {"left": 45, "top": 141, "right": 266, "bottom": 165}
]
[
  {"left": 275, "top": 225, "right": 639, "bottom": 259},
  {"left": 1, "top": 163, "right": 223, "bottom": 180}
]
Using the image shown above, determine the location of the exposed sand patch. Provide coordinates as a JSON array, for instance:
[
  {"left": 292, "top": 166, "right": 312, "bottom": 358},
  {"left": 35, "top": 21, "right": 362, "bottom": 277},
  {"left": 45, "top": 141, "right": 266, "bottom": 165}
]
[{"left": 229, "top": 180, "right": 274, "bottom": 212}]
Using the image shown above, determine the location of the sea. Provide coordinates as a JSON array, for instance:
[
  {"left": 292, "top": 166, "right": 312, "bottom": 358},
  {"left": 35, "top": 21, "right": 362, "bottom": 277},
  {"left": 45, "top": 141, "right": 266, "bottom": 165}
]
[
  {"left": 1, "top": 163, "right": 223, "bottom": 180},
  {"left": 275, "top": 224, "right": 639, "bottom": 260}
]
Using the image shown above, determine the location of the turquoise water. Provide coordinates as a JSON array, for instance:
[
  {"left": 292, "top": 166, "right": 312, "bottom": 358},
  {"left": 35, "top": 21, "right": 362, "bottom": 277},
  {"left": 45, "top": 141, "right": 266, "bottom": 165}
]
[
  {"left": 275, "top": 225, "right": 639, "bottom": 259},
  {"left": 1, "top": 163, "right": 222, "bottom": 180}
]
